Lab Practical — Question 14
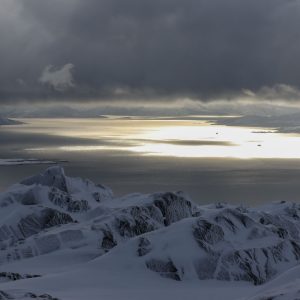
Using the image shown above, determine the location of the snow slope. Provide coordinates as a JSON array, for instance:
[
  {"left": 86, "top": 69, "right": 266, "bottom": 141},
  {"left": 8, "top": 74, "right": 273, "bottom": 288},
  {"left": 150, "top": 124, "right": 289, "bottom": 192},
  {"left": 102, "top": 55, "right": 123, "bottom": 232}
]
[
  {"left": 243, "top": 264, "right": 300, "bottom": 299},
  {"left": 1, "top": 167, "right": 300, "bottom": 299}
]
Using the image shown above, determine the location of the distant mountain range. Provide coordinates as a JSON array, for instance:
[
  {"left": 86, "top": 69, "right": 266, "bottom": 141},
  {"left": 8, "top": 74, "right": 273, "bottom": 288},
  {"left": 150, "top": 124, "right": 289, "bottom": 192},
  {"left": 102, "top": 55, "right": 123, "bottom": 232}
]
[
  {"left": 1, "top": 166, "right": 300, "bottom": 299},
  {"left": 0, "top": 117, "right": 22, "bottom": 125},
  {"left": 214, "top": 113, "right": 300, "bottom": 133}
]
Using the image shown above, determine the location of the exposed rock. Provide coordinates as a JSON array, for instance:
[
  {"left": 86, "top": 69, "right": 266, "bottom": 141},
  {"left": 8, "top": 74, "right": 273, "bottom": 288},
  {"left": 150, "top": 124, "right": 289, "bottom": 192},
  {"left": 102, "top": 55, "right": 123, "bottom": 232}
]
[
  {"left": 0, "top": 290, "right": 59, "bottom": 300},
  {"left": 137, "top": 237, "right": 151, "bottom": 257},
  {"left": 146, "top": 259, "right": 181, "bottom": 281},
  {"left": 127, "top": 204, "right": 300, "bottom": 285},
  {"left": 0, "top": 272, "right": 40, "bottom": 283}
]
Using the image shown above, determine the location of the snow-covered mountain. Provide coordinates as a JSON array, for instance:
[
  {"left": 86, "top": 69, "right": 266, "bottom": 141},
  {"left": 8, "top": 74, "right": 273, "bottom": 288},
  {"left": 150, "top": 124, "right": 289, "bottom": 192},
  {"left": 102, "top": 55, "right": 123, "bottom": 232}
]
[{"left": 1, "top": 166, "right": 300, "bottom": 299}]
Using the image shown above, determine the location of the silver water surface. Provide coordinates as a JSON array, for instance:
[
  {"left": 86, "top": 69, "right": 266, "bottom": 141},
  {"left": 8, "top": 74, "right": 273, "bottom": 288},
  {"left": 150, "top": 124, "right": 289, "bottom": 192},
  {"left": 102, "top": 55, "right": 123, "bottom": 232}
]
[{"left": 1, "top": 118, "right": 300, "bottom": 205}]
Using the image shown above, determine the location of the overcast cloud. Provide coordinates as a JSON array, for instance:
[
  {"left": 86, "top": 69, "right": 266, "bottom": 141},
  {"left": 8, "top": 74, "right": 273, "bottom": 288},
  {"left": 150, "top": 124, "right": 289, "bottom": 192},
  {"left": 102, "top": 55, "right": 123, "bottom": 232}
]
[
  {"left": 39, "top": 63, "right": 75, "bottom": 91},
  {"left": 1, "top": 0, "right": 300, "bottom": 105}
]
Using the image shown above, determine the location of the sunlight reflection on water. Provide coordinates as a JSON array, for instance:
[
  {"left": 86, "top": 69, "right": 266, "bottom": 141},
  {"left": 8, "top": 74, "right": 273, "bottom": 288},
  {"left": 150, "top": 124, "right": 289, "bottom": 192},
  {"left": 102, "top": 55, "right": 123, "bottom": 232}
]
[
  {"left": 16, "top": 118, "right": 300, "bottom": 159},
  {"left": 2, "top": 118, "right": 300, "bottom": 204}
]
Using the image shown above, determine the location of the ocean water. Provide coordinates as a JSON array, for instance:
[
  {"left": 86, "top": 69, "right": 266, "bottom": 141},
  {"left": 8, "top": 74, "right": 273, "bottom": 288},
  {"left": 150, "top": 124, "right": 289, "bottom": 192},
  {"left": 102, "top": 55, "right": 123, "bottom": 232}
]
[{"left": 1, "top": 117, "right": 300, "bottom": 205}]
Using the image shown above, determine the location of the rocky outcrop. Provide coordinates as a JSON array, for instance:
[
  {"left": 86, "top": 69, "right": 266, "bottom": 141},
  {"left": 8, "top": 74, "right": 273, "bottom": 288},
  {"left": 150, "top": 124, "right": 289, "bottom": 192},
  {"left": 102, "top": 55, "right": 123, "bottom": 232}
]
[
  {"left": 0, "top": 272, "right": 40, "bottom": 283},
  {"left": 0, "top": 167, "right": 196, "bottom": 264},
  {"left": 146, "top": 259, "right": 182, "bottom": 281},
  {"left": 0, "top": 290, "right": 59, "bottom": 300},
  {"left": 127, "top": 203, "right": 300, "bottom": 285},
  {"left": 90, "top": 191, "right": 197, "bottom": 254},
  {"left": 0, "top": 208, "right": 74, "bottom": 242}
]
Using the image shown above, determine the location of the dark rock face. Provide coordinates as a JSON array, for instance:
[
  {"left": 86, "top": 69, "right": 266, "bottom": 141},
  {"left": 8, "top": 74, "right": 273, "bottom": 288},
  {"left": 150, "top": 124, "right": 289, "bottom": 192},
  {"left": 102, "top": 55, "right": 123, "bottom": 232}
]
[
  {"left": 0, "top": 290, "right": 59, "bottom": 300},
  {"left": 153, "top": 192, "right": 194, "bottom": 226},
  {"left": 114, "top": 206, "right": 157, "bottom": 238},
  {"left": 146, "top": 259, "right": 182, "bottom": 281},
  {"left": 19, "top": 209, "right": 74, "bottom": 238},
  {"left": 48, "top": 188, "right": 90, "bottom": 213},
  {"left": 259, "top": 213, "right": 300, "bottom": 240},
  {"left": 193, "top": 219, "right": 224, "bottom": 252},
  {"left": 91, "top": 191, "right": 197, "bottom": 254},
  {"left": 193, "top": 208, "right": 300, "bottom": 285},
  {"left": 137, "top": 237, "right": 151, "bottom": 257},
  {"left": 101, "top": 229, "right": 117, "bottom": 252},
  {"left": 138, "top": 204, "right": 300, "bottom": 285},
  {"left": 0, "top": 272, "right": 40, "bottom": 282},
  {"left": 24, "top": 293, "right": 59, "bottom": 300},
  {"left": 0, "top": 208, "right": 74, "bottom": 242}
]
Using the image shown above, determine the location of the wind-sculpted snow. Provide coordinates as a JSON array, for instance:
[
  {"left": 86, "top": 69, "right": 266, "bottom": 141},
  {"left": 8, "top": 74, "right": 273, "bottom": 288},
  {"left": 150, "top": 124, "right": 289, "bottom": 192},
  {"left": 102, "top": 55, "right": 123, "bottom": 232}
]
[
  {"left": 1, "top": 167, "right": 300, "bottom": 299},
  {"left": 0, "top": 167, "right": 196, "bottom": 264},
  {"left": 246, "top": 282, "right": 300, "bottom": 300},
  {"left": 244, "top": 264, "right": 300, "bottom": 300},
  {"left": 113, "top": 203, "right": 300, "bottom": 285}
]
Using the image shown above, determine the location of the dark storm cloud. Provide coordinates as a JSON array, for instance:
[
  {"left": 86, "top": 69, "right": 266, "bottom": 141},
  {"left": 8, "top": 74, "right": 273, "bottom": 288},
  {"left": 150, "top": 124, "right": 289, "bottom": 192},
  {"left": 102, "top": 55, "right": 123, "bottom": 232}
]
[{"left": 1, "top": 0, "right": 300, "bottom": 103}]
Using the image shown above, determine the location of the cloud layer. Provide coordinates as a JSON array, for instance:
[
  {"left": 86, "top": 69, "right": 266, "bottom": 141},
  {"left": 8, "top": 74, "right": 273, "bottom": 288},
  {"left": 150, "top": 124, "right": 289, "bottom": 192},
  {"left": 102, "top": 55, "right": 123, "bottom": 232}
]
[
  {"left": 1, "top": 0, "right": 300, "bottom": 103},
  {"left": 39, "top": 64, "right": 75, "bottom": 91}
]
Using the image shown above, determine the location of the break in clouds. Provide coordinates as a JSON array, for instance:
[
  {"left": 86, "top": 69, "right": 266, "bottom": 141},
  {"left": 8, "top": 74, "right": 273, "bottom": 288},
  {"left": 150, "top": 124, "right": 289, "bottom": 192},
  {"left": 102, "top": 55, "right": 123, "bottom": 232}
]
[{"left": 1, "top": 0, "right": 300, "bottom": 104}]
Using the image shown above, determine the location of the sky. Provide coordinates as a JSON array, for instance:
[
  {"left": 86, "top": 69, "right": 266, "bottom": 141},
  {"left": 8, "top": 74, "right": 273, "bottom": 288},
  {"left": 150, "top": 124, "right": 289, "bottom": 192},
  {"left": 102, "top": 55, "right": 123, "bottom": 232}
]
[{"left": 1, "top": 0, "right": 300, "bottom": 116}]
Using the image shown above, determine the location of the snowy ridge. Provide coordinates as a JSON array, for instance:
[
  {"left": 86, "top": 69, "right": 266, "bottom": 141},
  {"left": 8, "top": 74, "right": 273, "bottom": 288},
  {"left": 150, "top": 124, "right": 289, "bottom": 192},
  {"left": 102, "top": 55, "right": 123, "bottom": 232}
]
[
  {"left": 113, "top": 203, "right": 300, "bottom": 284},
  {"left": 1, "top": 166, "right": 300, "bottom": 299},
  {"left": 0, "top": 167, "right": 196, "bottom": 265}
]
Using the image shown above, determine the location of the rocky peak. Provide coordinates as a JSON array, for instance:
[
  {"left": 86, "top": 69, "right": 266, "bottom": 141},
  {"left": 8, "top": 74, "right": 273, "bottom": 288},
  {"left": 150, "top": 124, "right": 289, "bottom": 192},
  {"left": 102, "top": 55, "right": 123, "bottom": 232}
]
[{"left": 20, "top": 166, "right": 68, "bottom": 192}]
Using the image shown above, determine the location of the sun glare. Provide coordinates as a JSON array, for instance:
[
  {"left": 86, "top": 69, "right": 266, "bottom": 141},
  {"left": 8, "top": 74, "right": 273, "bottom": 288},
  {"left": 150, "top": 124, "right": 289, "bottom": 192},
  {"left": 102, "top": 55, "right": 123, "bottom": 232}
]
[{"left": 20, "top": 118, "right": 300, "bottom": 159}]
